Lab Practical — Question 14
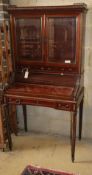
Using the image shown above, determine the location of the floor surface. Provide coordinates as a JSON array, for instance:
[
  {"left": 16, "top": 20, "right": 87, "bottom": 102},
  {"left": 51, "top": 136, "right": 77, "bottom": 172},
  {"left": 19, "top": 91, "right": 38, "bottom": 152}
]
[{"left": 0, "top": 132, "right": 92, "bottom": 175}]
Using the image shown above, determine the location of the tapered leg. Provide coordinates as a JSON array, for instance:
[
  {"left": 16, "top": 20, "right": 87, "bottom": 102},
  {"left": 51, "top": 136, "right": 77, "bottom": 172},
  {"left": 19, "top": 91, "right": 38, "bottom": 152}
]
[
  {"left": 70, "top": 111, "right": 77, "bottom": 162},
  {"left": 79, "top": 98, "right": 84, "bottom": 140},
  {"left": 9, "top": 104, "right": 18, "bottom": 135},
  {"left": 22, "top": 105, "right": 27, "bottom": 132},
  {"left": 4, "top": 104, "right": 12, "bottom": 151}
]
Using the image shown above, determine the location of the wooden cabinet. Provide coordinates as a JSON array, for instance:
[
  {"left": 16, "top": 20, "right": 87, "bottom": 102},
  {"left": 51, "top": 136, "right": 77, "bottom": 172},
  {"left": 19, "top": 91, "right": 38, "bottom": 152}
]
[
  {"left": 0, "top": 24, "right": 8, "bottom": 149},
  {"left": 0, "top": 24, "right": 7, "bottom": 149},
  {"left": 0, "top": 22, "right": 17, "bottom": 150},
  {"left": 4, "top": 4, "right": 87, "bottom": 161}
]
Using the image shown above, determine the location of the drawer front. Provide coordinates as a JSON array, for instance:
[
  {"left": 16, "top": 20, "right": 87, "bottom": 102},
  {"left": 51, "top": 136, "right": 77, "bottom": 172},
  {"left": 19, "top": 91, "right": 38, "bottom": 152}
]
[
  {"left": 7, "top": 97, "right": 75, "bottom": 111},
  {"left": 7, "top": 97, "right": 56, "bottom": 108}
]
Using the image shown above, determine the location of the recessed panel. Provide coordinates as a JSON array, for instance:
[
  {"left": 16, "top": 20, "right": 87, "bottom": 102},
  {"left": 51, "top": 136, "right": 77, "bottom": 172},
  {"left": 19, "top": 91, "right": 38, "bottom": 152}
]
[
  {"left": 15, "top": 17, "right": 42, "bottom": 61},
  {"left": 47, "top": 17, "right": 76, "bottom": 64}
]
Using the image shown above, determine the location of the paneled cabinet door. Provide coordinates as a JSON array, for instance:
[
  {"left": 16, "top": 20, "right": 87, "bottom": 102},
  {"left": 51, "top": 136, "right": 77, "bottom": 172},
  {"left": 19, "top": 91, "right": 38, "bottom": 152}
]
[
  {"left": 45, "top": 16, "right": 76, "bottom": 64},
  {"left": 15, "top": 16, "right": 44, "bottom": 62}
]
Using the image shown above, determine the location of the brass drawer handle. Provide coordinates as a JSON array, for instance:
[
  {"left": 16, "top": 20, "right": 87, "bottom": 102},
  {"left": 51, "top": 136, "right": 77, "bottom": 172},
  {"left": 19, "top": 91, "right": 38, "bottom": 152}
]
[
  {"left": 16, "top": 99, "right": 21, "bottom": 104},
  {"left": 65, "top": 104, "right": 69, "bottom": 108},
  {"left": 41, "top": 67, "right": 44, "bottom": 70},
  {"left": 58, "top": 103, "right": 61, "bottom": 107},
  {"left": 58, "top": 103, "right": 69, "bottom": 108}
]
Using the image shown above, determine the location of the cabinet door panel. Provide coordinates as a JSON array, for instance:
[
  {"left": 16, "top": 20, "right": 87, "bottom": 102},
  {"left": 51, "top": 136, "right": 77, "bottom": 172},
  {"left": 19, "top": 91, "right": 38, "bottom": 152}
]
[
  {"left": 46, "top": 17, "right": 76, "bottom": 64},
  {"left": 15, "top": 17, "right": 43, "bottom": 61}
]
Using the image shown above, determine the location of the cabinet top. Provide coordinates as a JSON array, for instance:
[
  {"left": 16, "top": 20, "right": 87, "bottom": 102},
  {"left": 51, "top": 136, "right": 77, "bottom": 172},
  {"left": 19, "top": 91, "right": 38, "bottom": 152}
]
[{"left": 7, "top": 3, "right": 87, "bottom": 13}]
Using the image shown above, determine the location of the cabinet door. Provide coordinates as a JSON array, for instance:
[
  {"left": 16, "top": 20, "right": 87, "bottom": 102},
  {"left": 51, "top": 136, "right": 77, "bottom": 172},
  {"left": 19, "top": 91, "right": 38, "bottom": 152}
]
[
  {"left": 46, "top": 16, "right": 76, "bottom": 64},
  {"left": 15, "top": 17, "right": 43, "bottom": 62}
]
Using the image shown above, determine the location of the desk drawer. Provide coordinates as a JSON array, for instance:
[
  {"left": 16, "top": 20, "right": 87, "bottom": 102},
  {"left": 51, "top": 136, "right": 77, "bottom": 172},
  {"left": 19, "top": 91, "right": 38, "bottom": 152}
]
[
  {"left": 7, "top": 97, "right": 56, "bottom": 108},
  {"left": 7, "top": 97, "right": 74, "bottom": 111}
]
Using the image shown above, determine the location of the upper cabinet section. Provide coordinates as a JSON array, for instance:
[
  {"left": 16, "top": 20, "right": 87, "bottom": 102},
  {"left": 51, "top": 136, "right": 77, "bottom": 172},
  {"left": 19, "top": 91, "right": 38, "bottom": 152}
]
[
  {"left": 16, "top": 16, "right": 76, "bottom": 64},
  {"left": 8, "top": 4, "right": 87, "bottom": 74}
]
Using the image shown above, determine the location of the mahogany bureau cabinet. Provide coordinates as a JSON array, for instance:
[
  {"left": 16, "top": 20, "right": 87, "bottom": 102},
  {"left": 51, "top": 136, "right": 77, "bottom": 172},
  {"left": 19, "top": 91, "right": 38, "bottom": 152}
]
[
  {"left": 3, "top": 4, "right": 87, "bottom": 162},
  {"left": 0, "top": 23, "right": 13, "bottom": 150}
]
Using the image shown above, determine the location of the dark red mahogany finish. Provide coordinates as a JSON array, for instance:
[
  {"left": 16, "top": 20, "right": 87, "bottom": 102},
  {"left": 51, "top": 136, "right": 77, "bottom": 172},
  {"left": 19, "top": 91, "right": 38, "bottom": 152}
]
[{"left": 4, "top": 4, "right": 87, "bottom": 162}]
